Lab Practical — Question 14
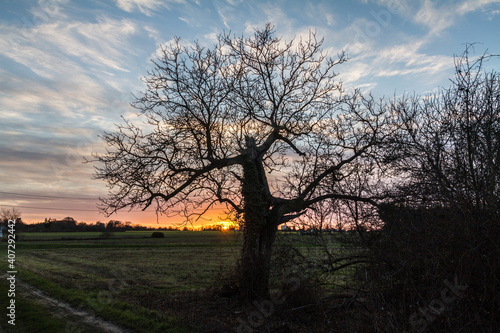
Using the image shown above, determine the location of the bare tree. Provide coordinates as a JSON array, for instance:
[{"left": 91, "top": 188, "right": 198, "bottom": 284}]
[
  {"left": 389, "top": 45, "right": 500, "bottom": 216},
  {"left": 1, "top": 207, "right": 21, "bottom": 223},
  {"left": 92, "top": 25, "right": 391, "bottom": 299},
  {"left": 369, "top": 46, "right": 500, "bottom": 332}
]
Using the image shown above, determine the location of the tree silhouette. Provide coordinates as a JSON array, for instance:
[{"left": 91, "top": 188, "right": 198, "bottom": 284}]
[
  {"left": 92, "top": 24, "right": 391, "bottom": 299},
  {"left": 1, "top": 207, "right": 21, "bottom": 223},
  {"left": 367, "top": 46, "right": 500, "bottom": 332},
  {"left": 389, "top": 46, "right": 500, "bottom": 216}
]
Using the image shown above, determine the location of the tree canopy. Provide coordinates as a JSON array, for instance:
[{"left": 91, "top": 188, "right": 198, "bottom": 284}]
[
  {"left": 94, "top": 25, "right": 389, "bottom": 224},
  {"left": 93, "top": 24, "right": 395, "bottom": 299}
]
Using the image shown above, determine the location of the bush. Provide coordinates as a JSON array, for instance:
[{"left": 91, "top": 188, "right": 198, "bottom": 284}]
[
  {"left": 360, "top": 204, "right": 500, "bottom": 332},
  {"left": 99, "top": 231, "right": 113, "bottom": 239},
  {"left": 151, "top": 231, "right": 164, "bottom": 238}
]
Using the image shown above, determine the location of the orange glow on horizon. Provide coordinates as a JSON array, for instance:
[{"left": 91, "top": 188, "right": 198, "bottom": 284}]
[{"left": 18, "top": 205, "right": 232, "bottom": 229}]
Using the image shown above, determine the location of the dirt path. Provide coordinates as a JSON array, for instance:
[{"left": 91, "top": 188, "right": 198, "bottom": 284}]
[{"left": 3, "top": 274, "right": 133, "bottom": 333}]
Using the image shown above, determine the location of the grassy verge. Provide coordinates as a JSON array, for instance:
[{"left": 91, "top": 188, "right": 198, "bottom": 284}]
[
  {"left": 0, "top": 276, "right": 71, "bottom": 333},
  {"left": 2, "top": 269, "right": 190, "bottom": 333}
]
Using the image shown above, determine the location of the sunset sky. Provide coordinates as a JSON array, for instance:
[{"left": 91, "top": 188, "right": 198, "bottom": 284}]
[{"left": 1, "top": 0, "right": 500, "bottom": 227}]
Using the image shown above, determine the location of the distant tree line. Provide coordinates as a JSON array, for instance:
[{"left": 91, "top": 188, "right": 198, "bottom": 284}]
[
  {"left": 200, "top": 224, "right": 235, "bottom": 231},
  {"left": 7, "top": 216, "right": 188, "bottom": 233}
]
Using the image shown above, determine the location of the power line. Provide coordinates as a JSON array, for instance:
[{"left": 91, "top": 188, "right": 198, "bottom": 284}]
[
  {"left": 0, "top": 191, "right": 97, "bottom": 200},
  {"left": 0, "top": 204, "right": 169, "bottom": 213},
  {"left": 1, "top": 192, "right": 237, "bottom": 212},
  {"left": 0, "top": 204, "right": 97, "bottom": 212}
]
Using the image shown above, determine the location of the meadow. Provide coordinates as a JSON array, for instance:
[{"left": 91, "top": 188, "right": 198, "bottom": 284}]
[
  {"left": 0, "top": 230, "right": 355, "bottom": 332},
  {"left": 0, "top": 231, "right": 242, "bottom": 332}
]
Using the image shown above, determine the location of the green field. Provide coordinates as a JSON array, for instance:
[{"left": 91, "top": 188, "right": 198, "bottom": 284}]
[
  {"left": 0, "top": 231, "right": 242, "bottom": 332},
  {"left": 0, "top": 230, "right": 354, "bottom": 332}
]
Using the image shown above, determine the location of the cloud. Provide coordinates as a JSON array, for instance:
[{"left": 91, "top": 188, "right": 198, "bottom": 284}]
[
  {"left": 338, "top": 17, "right": 379, "bottom": 56},
  {"left": 414, "top": 0, "right": 457, "bottom": 35},
  {"left": 365, "top": 0, "right": 457, "bottom": 36},
  {"left": 0, "top": 12, "right": 152, "bottom": 108},
  {"left": 178, "top": 16, "right": 190, "bottom": 24},
  {"left": 369, "top": 0, "right": 500, "bottom": 36},
  {"left": 305, "top": 2, "right": 336, "bottom": 27},
  {"left": 113, "top": 0, "right": 186, "bottom": 16},
  {"left": 0, "top": 6, "right": 155, "bottom": 206},
  {"left": 373, "top": 0, "right": 413, "bottom": 17},
  {"left": 383, "top": 41, "right": 453, "bottom": 76},
  {"left": 457, "top": 0, "right": 500, "bottom": 15},
  {"left": 338, "top": 34, "right": 455, "bottom": 97},
  {"left": 0, "top": 129, "right": 101, "bottom": 192},
  {"left": 0, "top": 18, "right": 144, "bottom": 90},
  {"left": 243, "top": 4, "right": 295, "bottom": 37},
  {"left": 487, "top": 9, "right": 500, "bottom": 18},
  {"left": 217, "top": 5, "right": 231, "bottom": 29},
  {"left": 336, "top": 0, "right": 499, "bottom": 94}
]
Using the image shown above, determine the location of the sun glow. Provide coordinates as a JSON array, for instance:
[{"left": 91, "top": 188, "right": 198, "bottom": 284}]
[{"left": 219, "top": 221, "right": 236, "bottom": 231}]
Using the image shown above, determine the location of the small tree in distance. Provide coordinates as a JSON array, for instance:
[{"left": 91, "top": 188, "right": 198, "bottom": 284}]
[
  {"left": 92, "top": 24, "right": 392, "bottom": 300},
  {"left": 1, "top": 207, "right": 22, "bottom": 223}
]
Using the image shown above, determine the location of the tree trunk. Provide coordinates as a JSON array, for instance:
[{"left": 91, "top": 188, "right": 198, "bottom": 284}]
[
  {"left": 238, "top": 217, "right": 277, "bottom": 300},
  {"left": 237, "top": 137, "right": 277, "bottom": 300}
]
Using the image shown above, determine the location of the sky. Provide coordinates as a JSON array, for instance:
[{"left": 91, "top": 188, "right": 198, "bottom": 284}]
[{"left": 1, "top": 0, "right": 499, "bottom": 227}]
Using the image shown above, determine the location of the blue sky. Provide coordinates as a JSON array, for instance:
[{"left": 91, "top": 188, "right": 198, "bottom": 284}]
[{"left": 1, "top": 0, "right": 499, "bottom": 225}]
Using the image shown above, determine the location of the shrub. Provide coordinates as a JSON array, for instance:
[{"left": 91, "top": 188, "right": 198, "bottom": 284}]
[
  {"left": 361, "top": 204, "right": 500, "bottom": 332},
  {"left": 151, "top": 231, "right": 165, "bottom": 238},
  {"left": 99, "top": 231, "right": 113, "bottom": 239}
]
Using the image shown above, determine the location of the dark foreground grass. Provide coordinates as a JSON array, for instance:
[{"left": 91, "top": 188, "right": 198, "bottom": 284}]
[
  {"left": 0, "top": 277, "right": 69, "bottom": 333},
  {"left": 0, "top": 269, "right": 189, "bottom": 333},
  {"left": 2, "top": 231, "right": 240, "bottom": 332}
]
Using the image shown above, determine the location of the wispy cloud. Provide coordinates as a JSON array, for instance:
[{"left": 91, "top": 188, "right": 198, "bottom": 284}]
[
  {"left": 217, "top": 5, "right": 231, "bottom": 29},
  {"left": 335, "top": 0, "right": 500, "bottom": 95},
  {"left": 243, "top": 3, "right": 295, "bottom": 36},
  {"left": 113, "top": 0, "right": 186, "bottom": 16},
  {"left": 305, "top": 2, "right": 336, "bottom": 27},
  {"left": 0, "top": 16, "right": 143, "bottom": 81},
  {"left": 487, "top": 9, "right": 500, "bottom": 19},
  {"left": 337, "top": 29, "right": 454, "bottom": 95},
  {"left": 414, "top": 0, "right": 457, "bottom": 35},
  {"left": 457, "top": 0, "right": 500, "bottom": 15},
  {"left": 0, "top": 5, "right": 154, "bottom": 203},
  {"left": 375, "top": 0, "right": 500, "bottom": 36}
]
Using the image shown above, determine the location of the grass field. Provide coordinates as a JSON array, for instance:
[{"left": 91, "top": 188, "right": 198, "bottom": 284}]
[
  {"left": 0, "top": 231, "right": 242, "bottom": 332},
  {"left": 0, "top": 230, "right": 354, "bottom": 332}
]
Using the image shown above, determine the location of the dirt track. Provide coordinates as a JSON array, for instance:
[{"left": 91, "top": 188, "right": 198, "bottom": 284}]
[{"left": 2, "top": 274, "right": 133, "bottom": 333}]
